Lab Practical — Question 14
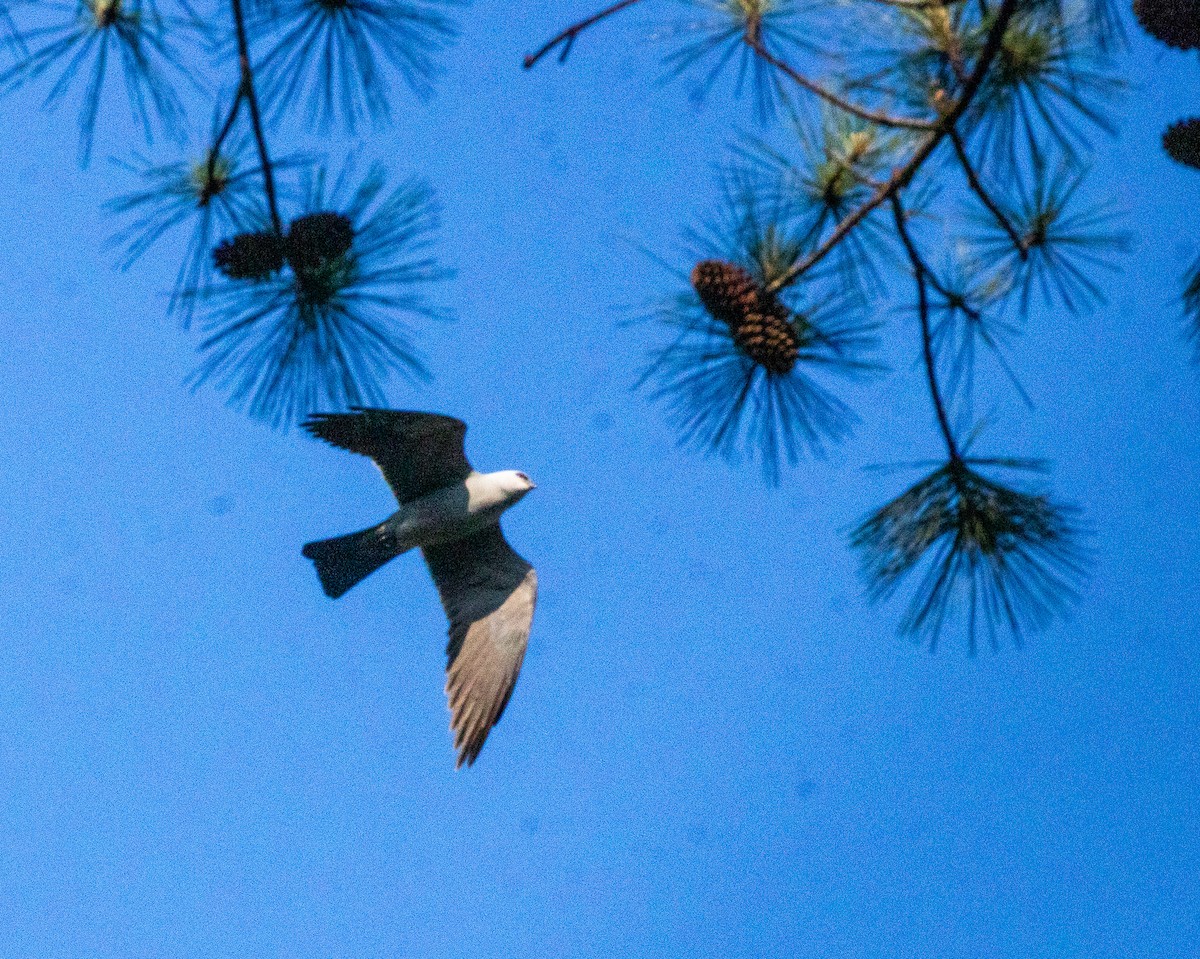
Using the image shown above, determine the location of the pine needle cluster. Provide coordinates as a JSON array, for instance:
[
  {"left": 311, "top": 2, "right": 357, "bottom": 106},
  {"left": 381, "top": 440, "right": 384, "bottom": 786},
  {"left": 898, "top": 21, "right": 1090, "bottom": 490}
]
[
  {"left": 528, "top": 0, "right": 1129, "bottom": 647},
  {"left": 0, "top": 0, "right": 1158, "bottom": 650},
  {"left": 636, "top": 182, "right": 877, "bottom": 483},
  {"left": 191, "top": 166, "right": 447, "bottom": 427},
  {"left": 0, "top": 0, "right": 461, "bottom": 428},
  {"left": 851, "top": 456, "right": 1086, "bottom": 651}
]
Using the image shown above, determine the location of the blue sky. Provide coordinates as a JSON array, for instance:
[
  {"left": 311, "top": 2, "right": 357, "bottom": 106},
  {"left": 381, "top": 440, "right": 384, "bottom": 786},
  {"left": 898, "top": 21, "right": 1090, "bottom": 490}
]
[{"left": 0, "top": 0, "right": 1198, "bottom": 956}]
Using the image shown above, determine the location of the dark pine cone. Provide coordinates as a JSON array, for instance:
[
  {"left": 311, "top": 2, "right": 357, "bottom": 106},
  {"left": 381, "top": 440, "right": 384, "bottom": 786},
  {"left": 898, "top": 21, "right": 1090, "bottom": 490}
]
[
  {"left": 1164, "top": 118, "right": 1200, "bottom": 170},
  {"left": 286, "top": 212, "right": 355, "bottom": 272},
  {"left": 1133, "top": 0, "right": 1200, "bottom": 49},
  {"left": 691, "top": 259, "right": 799, "bottom": 375},
  {"left": 212, "top": 230, "right": 286, "bottom": 281}
]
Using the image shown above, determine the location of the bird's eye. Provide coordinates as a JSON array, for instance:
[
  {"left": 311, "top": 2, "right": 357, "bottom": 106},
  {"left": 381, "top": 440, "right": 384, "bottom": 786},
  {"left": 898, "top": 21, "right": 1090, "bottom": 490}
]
[{"left": 516, "top": 472, "right": 529, "bottom": 482}]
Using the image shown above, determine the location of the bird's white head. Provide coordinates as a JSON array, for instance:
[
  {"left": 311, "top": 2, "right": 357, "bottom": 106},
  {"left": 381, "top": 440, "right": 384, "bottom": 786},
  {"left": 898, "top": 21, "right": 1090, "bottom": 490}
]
[{"left": 492, "top": 469, "right": 537, "bottom": 502}]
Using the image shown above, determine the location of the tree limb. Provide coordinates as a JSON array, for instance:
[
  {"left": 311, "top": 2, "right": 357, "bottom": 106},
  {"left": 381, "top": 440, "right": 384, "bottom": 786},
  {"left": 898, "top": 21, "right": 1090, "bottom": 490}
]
[
  {"left": 524, "top": 0, "right": 646, "bottom": 69},
  {"left": 949, "top": 128, "right": 1027, "bottom": 258},
  {"left": 745, "top": 31, "right": 935, "bottom": 131},
  {"left": 230, "top": 0, "right": 281, "bottom": 235},
  {"left": 891, "top": 195, "right": 961, "bottom": 460},
  {"left": 764, "top": 0, "right": 1019, "bottom": 293},
  {"left": 203, "top": 89, "right": 245, "bottom": 200}
]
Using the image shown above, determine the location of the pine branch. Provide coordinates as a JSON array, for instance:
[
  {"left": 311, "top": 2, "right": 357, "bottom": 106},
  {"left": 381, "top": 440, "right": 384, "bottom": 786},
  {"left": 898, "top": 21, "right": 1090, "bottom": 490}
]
[
  {"left": 949, "top": 129, "right": 1026, "bottom": 257},
  {"left": 860, "top": 0, "right": 960, "bottom": 8},
  {"left": 205, "top": 90, "right": 245, "bottom": 195},
  {"left": 764, "top": 0, "right": 1021, "bottom": 293},
  {"left": 524, "top": 0, "right": 647, "bottom": 69},
  {"left": 890, "top": 194, "right": 961, "bottom": 461},
  {"left": 230, "top": 0, "right": 281, "bottom": 235},
  {"left": 744, "top": 30, "right": 935, "bottom": 131}
]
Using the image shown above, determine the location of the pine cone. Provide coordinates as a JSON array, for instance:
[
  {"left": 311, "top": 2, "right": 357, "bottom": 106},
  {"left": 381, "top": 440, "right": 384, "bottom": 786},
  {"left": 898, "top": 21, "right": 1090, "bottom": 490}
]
[
  {"left": 691, "top": 260, "right": 799, "bottom": 375},
  {"left": 1133, "top": 0, "right": 1200, "bottom": 49},
  {"left": 1164, "top": 118, "right": 1200, "bottom": 169},
  {"left": 213, "top": 230, "right": 286, "bottom": 281},
  {"left": 286, "top": 212, "right": 355, "bottom": 272}
]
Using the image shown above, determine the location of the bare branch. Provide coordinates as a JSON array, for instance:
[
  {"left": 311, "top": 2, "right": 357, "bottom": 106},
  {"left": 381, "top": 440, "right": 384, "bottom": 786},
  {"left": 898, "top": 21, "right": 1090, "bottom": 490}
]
[
  {"left": 891, "top": 194, "right": 961, "bottom": 461},
  {"left": 765, "top": 0, "right": 1021, "bottom": 293},
  {"left": 859, "top": 0, "right": 961, "bottom": 8},
  {"left": 745, "top": 31, "right": 935, "bottom": 131},
  {"left": 927, "top": 272, "right": 983, "bottom": 322},
  {"left": 524, "top": 0, "right": 647, "bottom": 69},
  {"left": 204, "top": 89, "right": 245, "bottom": 191},
  {"left": 230, "top": 0, "right": 282, "bottom": 235},
  {"left": 949, "top": 129, "right": 1027, "bottom": 258}
]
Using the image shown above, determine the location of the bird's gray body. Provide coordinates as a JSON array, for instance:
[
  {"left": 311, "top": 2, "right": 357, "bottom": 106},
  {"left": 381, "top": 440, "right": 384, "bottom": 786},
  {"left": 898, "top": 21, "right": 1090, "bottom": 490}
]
[
  {"left": 381, "top": 471, "right": 533, "bottom": 555},
  {"left": 300, "top": 409, "right": 537, "bottom": 768}
]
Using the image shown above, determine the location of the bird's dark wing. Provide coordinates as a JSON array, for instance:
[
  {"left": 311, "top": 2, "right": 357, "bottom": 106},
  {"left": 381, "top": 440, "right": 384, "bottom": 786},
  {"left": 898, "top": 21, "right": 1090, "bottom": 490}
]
[
  {"left": 303, "top": 408, "right": 471, "bottom": 503},
  {"left": 423, "top": 524, "right": 536, "bottom": 769}
]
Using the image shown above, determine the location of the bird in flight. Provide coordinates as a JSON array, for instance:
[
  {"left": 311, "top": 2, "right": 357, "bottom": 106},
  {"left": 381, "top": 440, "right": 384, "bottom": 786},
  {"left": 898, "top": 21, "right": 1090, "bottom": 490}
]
[{"left": 301, "top": 408, "right": 537, "bottom": 768}]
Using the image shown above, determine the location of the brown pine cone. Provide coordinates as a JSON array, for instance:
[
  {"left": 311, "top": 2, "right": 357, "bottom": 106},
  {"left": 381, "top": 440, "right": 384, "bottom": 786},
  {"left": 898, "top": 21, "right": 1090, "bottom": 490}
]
[{"left": 691, "top": 260, "right": 799, "bottom": 375}]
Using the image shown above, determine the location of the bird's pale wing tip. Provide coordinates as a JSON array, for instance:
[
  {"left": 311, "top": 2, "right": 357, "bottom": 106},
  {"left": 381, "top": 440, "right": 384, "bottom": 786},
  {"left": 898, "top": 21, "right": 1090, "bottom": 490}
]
[{"left": 454, "top": 744, "right": 483, "bottom": 770}]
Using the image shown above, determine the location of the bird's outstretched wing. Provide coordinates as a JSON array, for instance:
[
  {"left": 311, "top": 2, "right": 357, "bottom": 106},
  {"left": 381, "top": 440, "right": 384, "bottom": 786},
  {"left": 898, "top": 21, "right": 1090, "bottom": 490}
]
[
  {"left": 303, "top": 408, "right": 471, "bottom": 503},
  {"left": 423, "top": 525, "right": 537, "bottom": 768}
]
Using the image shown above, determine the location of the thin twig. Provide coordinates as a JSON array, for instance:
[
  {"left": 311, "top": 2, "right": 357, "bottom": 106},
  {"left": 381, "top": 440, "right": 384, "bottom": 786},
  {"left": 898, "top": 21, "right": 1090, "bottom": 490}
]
[
  {"left": 230, "top": 0, "right": 282, "bottom": 234},
  {"left": 764, "top": 0, "right": 1020, "bottom": 293},
  {"left": 891, "top": 195, "right": 960, "bottom": 460},
  {"left": 926, "top": 270, "right": 983, "bottom": 321},
  {"left": 745, "top": 31, "right": 935, "bottom": 131},
  {"left": 203, "top": 90, "right": 245, "bottom": 194},
  {"left": 860, "top": 0, "right": 959, "bottom": 8},
  {"left": 949, "top": 129, "right": 1027, "bottom": 258},
  {"left": 524, "top": 0, "right": 646, "bottom": 69},
  {"left": 893, "top": 203, "right": 1033, "bottom": 408}
]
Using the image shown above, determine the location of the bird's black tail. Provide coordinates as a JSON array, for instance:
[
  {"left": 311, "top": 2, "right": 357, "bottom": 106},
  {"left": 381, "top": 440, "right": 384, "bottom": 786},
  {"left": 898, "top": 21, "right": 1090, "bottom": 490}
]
[{"left": 302, "top": 524, "right": 404, "bottom": 599}]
